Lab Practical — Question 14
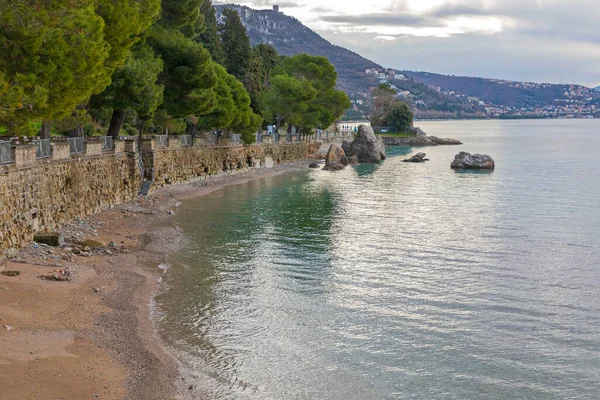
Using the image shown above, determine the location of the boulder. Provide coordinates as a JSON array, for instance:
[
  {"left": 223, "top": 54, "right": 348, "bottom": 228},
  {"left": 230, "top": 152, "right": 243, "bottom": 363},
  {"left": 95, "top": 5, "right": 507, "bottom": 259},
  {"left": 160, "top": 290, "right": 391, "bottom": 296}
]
[
  {"left": 403, "top": 152, "right": 429, "bottom": 163},
  {"left": 322, "top": 161, "right": 346, "bottom": 171},
  {"left": 347, "top": 155, "right": 359, "bottom": 165},
  {"left": 33, "top": 232, "right": 64, "bottom": 247},
  {"left": 308, "top": 163, "right": 321, "bottom": 169},
  {"left": 382, "top": 135, "right": 437, "bottom": 146},
  {"left": 430, "top": 136, "right": 462, "bottom": 145},
  {"left": 325, "top": 144, "right": 348, "bottom": 167},
  {"left": 414, "top": 127, "right": 427, "bottom": 136},
  {"left": 451, "top": 152, "right": 495, "bottom": 169},
  {"left": 343, "top": 125, "right": 386, "bottom": 163}
]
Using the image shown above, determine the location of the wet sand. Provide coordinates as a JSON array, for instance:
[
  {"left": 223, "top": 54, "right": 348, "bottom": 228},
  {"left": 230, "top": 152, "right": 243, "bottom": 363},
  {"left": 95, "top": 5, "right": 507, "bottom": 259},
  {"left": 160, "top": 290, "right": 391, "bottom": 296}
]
[{"left": 0, "top": 161, "right": 310, "bottom": 400}]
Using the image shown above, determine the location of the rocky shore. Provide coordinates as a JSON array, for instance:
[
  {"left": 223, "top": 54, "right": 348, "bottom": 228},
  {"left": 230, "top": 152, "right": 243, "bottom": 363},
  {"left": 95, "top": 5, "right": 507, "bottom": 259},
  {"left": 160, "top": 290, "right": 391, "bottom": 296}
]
[{"left": 0, "top": 161, "right": 309, "bottom": 400}]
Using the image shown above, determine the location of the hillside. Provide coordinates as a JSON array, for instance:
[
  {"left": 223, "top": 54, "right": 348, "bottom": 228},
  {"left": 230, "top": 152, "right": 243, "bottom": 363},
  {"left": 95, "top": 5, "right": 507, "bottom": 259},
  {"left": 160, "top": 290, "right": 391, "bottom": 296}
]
[
  {"left": 215, "top": 4, "right": 380, "bottom": 95},
  {"left": 216, "top": 4, "right": 599, "bottom": 119}
]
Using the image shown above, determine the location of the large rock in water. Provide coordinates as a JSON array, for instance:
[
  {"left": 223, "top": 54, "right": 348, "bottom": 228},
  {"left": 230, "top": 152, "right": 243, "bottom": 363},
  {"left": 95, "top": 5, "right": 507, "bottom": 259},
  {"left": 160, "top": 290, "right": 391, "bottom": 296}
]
[
  {"left": 451, "top": 152, "right": 495, "bottom": 169},
  {"left": 429, "top": 136, "right": 462, "bottom": 145},
  {"left": 403, "top": 153, "right": 429, "bottom": 163},
  {"left": 342, "top": 125, "right": 386, "bottom": 163},
  {"left": 322, "top": 144, "right": 348, "bottom": 171}
]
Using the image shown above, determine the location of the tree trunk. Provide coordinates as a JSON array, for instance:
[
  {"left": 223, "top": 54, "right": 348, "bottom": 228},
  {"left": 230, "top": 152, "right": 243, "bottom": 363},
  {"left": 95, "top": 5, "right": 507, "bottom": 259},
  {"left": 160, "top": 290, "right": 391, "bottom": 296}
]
[
  {"left": 69, "top": 125, "right": 83, "bottom": 138},
  {"left": 107, "top": 109, "right": 126, "bottom": 140},
  {"left": 40, "top": 120, "right": 51, "bottom": 139}
]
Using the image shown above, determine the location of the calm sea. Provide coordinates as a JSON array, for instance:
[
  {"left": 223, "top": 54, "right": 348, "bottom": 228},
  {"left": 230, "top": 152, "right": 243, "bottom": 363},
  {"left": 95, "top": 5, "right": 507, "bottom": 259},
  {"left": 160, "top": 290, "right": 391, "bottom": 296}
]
[{"left": 156, "top": 119, "right": 600, "bottom": 399}]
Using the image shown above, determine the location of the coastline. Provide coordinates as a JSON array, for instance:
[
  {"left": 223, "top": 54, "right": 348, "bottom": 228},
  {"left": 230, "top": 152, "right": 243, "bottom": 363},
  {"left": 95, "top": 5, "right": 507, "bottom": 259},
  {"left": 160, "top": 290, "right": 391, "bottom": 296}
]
[{"left": 0, "top": 160, "right": 310, "bottom": 400}]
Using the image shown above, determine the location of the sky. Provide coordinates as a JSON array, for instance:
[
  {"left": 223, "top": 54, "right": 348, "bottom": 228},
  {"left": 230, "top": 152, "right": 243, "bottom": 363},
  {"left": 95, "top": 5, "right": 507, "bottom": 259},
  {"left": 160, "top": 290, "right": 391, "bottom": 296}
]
[{"left": 216, "top": 0, "right": 600, "bottom": 88}]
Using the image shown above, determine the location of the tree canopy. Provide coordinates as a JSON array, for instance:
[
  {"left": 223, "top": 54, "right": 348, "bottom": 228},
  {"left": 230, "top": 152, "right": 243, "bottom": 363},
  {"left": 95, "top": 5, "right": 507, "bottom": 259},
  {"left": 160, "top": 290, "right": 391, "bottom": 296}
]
[{"left": 263, "top": 54, "right": 350, "bottom": 133}]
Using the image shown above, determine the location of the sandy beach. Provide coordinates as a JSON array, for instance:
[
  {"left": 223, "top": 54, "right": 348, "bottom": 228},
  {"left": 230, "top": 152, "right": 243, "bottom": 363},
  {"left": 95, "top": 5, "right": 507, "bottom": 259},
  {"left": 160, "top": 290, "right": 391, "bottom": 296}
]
[{"left": 0, "top": 161, "right": 310, "bottom": 400}]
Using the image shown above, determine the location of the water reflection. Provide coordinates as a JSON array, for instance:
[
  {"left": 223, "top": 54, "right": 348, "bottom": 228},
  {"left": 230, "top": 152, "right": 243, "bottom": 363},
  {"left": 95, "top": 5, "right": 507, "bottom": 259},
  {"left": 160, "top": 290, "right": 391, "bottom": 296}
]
[{"left": 157, "top": 120, "right": 600, "bottom": 400}]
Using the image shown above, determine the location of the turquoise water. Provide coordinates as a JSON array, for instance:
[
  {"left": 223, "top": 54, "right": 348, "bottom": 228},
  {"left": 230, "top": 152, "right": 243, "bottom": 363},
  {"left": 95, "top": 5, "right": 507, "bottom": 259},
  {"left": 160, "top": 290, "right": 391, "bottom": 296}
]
[{"left": 157, "top": 119, "right": 600, "bottom": 399}]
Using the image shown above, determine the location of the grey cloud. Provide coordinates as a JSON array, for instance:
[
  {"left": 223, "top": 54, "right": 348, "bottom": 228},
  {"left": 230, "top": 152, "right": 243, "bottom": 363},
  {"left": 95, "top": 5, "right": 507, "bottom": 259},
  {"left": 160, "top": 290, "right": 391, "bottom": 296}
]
[{"left": 320, "top": 13, "right": 433, "bottom": 27}]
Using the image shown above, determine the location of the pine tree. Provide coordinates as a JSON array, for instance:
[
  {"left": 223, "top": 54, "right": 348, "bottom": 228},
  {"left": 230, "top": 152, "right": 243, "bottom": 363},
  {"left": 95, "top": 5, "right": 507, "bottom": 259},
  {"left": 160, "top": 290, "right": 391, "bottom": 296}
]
[
  {"left": 218, "top": 8, "right": 252, "bottom": 81},
  {"left": 147, "top": 0, "right": 218, "bottom": 120},
  {"left": 92, "top": 45, "right": 165, "bottom": 139},
  {"left": 0, "top": 1, "right": 110, "bottom": 135},
  {"left": 198, "top": 0, "right": 224, "bottom": 65},
  {"left": 272, "top": 54, "right": 350, "bottom": 133},
  {"left": 149, "top": 25, "right": 217, "bottom": 118}
]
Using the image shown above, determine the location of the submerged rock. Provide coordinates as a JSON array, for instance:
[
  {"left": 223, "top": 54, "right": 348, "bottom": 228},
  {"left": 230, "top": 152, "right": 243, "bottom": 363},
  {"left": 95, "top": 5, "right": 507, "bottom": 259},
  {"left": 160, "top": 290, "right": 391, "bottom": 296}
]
[
  {"left": 403, "top": 153, "right": 429, "bottom": 163},
  {"left": 308, "top": 162, "right": 321, "bottom": 169},
  {"left": 451, "top": 152, "right": 495, "bottom": 169},
  {"left": 342, "top": 125, "right": 386, "bottom": 163}
]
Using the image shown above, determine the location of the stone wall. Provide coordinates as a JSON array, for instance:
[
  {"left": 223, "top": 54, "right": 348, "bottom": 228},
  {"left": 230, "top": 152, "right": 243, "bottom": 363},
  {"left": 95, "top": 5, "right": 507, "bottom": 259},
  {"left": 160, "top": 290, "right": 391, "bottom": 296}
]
[
  {"left": 148, "top": 142, "right": 309, "bottom": 188},
  {"left": 0, "top": 138, "right": 309, "bottom": 258},
  {"left": 0, "top": 154, "right": 140, "bottom": 258}
]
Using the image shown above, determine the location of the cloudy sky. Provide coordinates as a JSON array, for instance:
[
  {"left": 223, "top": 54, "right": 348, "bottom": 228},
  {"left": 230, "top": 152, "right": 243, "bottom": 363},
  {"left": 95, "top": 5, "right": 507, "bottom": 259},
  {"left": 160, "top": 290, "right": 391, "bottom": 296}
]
[{"left": 217, "top": 0, "right": 600, "bottom": 87}]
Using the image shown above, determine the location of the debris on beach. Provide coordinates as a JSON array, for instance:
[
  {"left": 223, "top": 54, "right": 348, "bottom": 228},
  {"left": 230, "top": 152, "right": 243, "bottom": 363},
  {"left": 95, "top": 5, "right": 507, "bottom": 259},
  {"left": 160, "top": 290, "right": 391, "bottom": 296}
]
[
  {"left": 39, "top": 267, "right": 74, "bottom": 282},
  {"left": 1, "top": 270, "right": 21, "bottom": 277}
]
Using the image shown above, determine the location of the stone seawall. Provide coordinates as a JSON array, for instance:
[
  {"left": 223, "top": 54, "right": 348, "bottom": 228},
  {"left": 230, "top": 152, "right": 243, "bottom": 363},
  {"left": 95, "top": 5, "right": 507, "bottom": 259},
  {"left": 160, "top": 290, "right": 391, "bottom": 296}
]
[
  {"left": 147, "top": 142, "right": 309, "bottom": 189},
  {"left": 0, "top": 140, "right": 309, "bottom": 257},
  {"left": 0, "top": 153, "right": 140, "bottom": 258}
]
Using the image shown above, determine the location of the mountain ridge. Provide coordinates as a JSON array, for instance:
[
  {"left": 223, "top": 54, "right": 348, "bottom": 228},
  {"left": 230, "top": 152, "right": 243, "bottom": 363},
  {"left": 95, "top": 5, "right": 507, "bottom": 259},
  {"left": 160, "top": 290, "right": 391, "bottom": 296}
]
[{"left": 216, "top": 4, "right": 600, "bottom": 119}]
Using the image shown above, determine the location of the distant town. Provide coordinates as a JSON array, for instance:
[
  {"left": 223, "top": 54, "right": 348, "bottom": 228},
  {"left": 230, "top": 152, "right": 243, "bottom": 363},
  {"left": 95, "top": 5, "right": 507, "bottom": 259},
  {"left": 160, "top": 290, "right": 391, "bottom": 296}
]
[{"left": 360, "top": 67, "right": 599, "bottom": 119}]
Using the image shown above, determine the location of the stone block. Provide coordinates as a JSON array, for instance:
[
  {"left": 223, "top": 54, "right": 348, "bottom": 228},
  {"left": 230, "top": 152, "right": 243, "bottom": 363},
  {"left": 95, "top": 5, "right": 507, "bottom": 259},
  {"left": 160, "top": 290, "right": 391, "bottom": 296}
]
[
  {"left": 113, "top": 140, "right": 125, "bottom": 154},
  {"left": 141, "top": 139, "right": 155, "bottom": 152},
  {"left": 51, "top": 142, "right": 70, "bottom": 160},
  {"left": 85, "top": 142, "right": 102, "bottom": 156},
  {"left": 13, "top": 145, "right": 37, "bottom": 167},
  {"left": 34, "top": 232, "right": 64, "bottom": 247},
  {"left": 124, "top": 139, "right": 137, "bottom": 153},
  {"left": 168, "top": 137, "right": 182, "bottom": 149}
]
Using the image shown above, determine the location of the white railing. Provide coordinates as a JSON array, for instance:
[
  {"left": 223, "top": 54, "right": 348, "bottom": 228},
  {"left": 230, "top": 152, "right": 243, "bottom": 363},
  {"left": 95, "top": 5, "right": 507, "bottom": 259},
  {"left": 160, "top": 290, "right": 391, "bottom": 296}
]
[
  {"left": 100, "top": 136, "right": 114, "bottom": 151},
  {"left": 67, "top": 137, "right": 84, "bottom": 154},
  {"left": 156, "top": 135, "right": 168, "bottom": 147},
  {"left": 180, "top": 135, "right": 192, "bottom": 147},
  {"left": 0, "top": 140, "right": 12, "bottom": 164},
  {"left": 32, "top": 139, "right": 51, "bottom": 159}
]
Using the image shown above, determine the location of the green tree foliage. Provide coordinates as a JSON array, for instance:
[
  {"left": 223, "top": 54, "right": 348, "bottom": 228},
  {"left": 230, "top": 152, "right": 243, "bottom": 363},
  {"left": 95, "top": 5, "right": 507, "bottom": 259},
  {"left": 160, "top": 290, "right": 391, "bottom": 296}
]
[
  {"left": 200, "top": 64, "right": 262, "bottom": 144},
  {"left": 149, "top": 24, "right": 217, "bottom": 118},
  {"left": 95, "top": 0, "right": 161, "bottom": 72},
  {"left": 261, "top": 75, "right": 317, "bottom": 130},
  {"left": 160, "top": 0, "right": 204, "bottom": 38},
  {"left": 369, "top": 83, "right": 414, "bottom": 130},
  {"left": 92, "top": 46, "right": 165, "bottom": 138},
  {"left": 244, "top": 44, "right": 281, "bottom": 114},
  {"left": 0, "top": 1, "right": 110, "bottom": 135},
  {"left": 369, "top": 83, "right": 398, "bottom": 125},
  {"left": 198, "top": 0, "right": 224, "bottom": 65},
  {"left": 270, "top": 54, "right": 350, "bottom": 133},
  {"left": 218, "top": 8, "right": 252, "bottom": 81},
  {"left": 380, "top": 101, "right": 414, "bottom": 131}
]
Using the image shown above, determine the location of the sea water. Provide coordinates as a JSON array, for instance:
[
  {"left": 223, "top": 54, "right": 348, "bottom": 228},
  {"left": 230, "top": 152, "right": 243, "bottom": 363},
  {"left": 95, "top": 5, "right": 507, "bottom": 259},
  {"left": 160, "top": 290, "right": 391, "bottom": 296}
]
[{"left": 156, "top": 119, "right": 600, "bottom": 399}]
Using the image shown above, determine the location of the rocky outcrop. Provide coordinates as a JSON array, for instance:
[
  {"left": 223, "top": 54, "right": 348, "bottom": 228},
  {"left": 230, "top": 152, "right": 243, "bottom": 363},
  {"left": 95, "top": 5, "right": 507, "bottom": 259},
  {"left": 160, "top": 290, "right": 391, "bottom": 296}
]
[
  {"left": 347, "top": 155, "right": 359, "bottom": 165},
  {"left": 382, "top": 135, "right": 437, "bottom": 146},
  {"left": 451, "top": 152, "right": 495, "bottom": 169},
  {"left": 429, "top": 136, "right": 462, "bottom": 145},
  {"left": 309, "top": 162, "right": 321, "bottom": 169},
  {"left": 342, "top": 125, "right": 386, "bottom": 163},
  {"left": 322, "top": 144, "right": 348, "bottom": 171},
  {"left": 403, "top": 153, "right": 429, "bottom": 163},
  {"left": 429, "top": 136, "right": 462, "bottom": 146}
]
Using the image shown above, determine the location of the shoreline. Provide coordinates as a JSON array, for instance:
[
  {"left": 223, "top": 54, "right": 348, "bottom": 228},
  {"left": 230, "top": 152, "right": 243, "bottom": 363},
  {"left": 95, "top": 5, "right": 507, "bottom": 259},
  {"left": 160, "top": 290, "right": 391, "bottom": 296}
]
[{"left": 0, "top": 161, "right": 310, "bottom": 400}]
